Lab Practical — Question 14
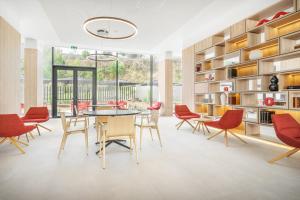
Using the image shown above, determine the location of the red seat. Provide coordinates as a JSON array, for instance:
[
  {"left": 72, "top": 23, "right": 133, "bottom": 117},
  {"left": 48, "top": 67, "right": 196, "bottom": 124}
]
[
  {"left": 21, "top": 107, "right": 51, "bottom": 135},
  {"left": 269, "top": 114, "right": 300, "bottom": 163},
  {"left": 0, "top": 114, "right": 36, "bottom": 154},
  {"left": 204, "top": 109, "right": 246, "bottom": 146},
  {"left": 147, "top": 102, "right": 162, "bottom": 110},
  {"left": 175, "top": 105, "right": 200, "bottom": 130}
]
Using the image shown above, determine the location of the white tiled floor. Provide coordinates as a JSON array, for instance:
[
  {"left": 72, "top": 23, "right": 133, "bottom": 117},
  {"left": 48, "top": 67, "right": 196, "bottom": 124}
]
[{"left": 0, "top": 117, "right": 299, "bottom": 200}]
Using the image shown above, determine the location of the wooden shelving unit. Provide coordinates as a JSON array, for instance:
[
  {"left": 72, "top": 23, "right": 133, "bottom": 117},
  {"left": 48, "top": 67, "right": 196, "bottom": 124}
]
[{"left": 190, "top": 0, "right": 300, "bottom": 143}]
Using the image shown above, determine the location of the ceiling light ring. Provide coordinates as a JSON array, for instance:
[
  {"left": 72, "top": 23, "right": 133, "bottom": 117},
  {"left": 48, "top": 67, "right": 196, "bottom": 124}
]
[{"left": 83, "top": 16, "right": 138, "bottom": 40}]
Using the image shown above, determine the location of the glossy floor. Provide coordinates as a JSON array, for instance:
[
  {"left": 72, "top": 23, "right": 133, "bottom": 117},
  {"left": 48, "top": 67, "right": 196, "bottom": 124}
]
[{"left": 0, "top": 117, "right": 299, "bottom": 200}]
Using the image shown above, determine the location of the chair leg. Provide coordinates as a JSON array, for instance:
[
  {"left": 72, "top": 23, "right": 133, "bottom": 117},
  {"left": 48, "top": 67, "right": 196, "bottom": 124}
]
[
  {"left": 36, "top": 126, "right": 41, "bottom": 136},
  {"left": 224, "top": 130, "right": 228, "bottom": 147},
  {"left": 58, "top": 134, "right": 67, "bottom": 158},
  {"left": 15, "top": 139, "right": 29, "bottom": 146},
  {"left": 176, "top": 120, "right": 184, "bottom": 130},
  {"left": 268, "top": 148, "right": 299, "bottom": 164},
  {"left": 8, "top": 138, "right": 25, "bottom": 154},
  {"left": 207, "top": 130, "right": 224, "bottom": 140},
  {"left": 0, "top": 138, "right": 7, "bottom": 144},
  {"left": 29, "top": 132, "right": 35, "bottom": 139},
  {"left": 156, "top": 126, "right": 162, "bottom": 148},
  {"left": 133, "top": 135, "right": 138, "bottom": 164},
  {"left": 175, "top": 121, "right": 183, "bottom": 127},
  {"left": 205, "top": 124, "right": 211, "bottom": 134},
  {"left": 228, "top": 131, "right": 247, "bottom": 144},
  {"left": 287, "top": 148, "right": 299, "bottom": 157},
  {"left": 74, "top": 117, "right": 78, "bottom": 126},
  {"left": 193, "top": 122, "right": 199, "bottom": 133},
  {"left": 149, "top": 128, "right": 153, "bottom": 141},
  {"left": 38, "top": 124, "right": 52, "bottom": 132},
  {"left": 201, "top": 123, "right": 206, "bottom": 135},
  {"left": 140, "top": 127, "right": 143, "bottom": 150},
  {"left": 186, "top": 120, "right": 195, "bottom": 129},
  {"left": 25, "top": 134, "right": 29, "bottom": 143},
  {"left": 84, "top": 130, "right": 88, "bottom": 156},
  {"left": 102, "top": 135, "right": 106, "bottom": 169}
]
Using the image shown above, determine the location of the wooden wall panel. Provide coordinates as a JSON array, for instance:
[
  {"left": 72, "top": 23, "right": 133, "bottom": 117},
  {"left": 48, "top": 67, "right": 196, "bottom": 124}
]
[
  {"left": 0, "top": 16, "right": 21, "bottom": 114},
  {"left": 182, "top": 45, "right": 195, "bottom": 111},
  {"left": 24, "top": 48, "right": 38, "bottom": 112}
]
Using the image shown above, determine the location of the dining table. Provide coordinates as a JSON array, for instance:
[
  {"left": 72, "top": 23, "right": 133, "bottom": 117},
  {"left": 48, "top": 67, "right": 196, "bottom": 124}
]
[{"left": 83, "top": 109, "right": 141, "bottom": 154}]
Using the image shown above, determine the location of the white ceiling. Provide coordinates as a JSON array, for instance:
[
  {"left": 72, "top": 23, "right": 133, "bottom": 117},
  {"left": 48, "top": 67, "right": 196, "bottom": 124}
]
[{"left": 0, "top": 0, "right": 279, "bottom": 55}]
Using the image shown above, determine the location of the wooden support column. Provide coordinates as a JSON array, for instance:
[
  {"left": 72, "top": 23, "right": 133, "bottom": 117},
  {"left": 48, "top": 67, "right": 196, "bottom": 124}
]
[
  {"left": 158, "top": 51, "right": 173, "bottom": 116},
  {"left": 182, "top": 45, "right": 195, "bottom": 111},
  {"left": 24, "top": 38, "right": 39, "bottom": 112},
  {"left": 0, "top": 16, "right": 21, "bottom": 114}
]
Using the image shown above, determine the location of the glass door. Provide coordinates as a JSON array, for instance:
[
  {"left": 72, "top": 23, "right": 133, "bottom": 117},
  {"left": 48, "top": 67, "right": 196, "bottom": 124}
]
[{"left": 52, "top": 66, "right": 96, "bottom": 117}]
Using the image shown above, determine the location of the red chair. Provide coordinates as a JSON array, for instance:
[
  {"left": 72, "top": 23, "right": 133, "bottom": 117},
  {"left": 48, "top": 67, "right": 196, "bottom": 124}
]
[
  {"left": 204, "top": 109, "right": 246, "bottom": 146},
  {"left": 117, "top": 100, "right": 127, "bottom": 110},
  {"left": 148, "top": 102, "right": 162, "bottom": 110},
  {"left": 22, "top": 107, "right": 51, "bottom": 136},
  {"left": 0, "top": 114, "right": 36, "bottom": 154},
  {"left": 175, "top": 105, "right": 200, "bottom": 130},
  {"left": 269, "top": 114, "right": 300, "bottom": 163}
]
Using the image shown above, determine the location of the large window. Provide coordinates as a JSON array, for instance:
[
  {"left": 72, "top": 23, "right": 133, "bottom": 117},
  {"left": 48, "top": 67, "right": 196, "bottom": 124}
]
[{"left": 49, "top": 47, "right": 156, "bottom": 115}]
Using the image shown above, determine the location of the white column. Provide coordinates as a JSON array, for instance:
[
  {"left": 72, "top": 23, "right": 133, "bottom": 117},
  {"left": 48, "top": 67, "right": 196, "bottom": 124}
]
[
  {"left": 158, "top": 51, "right": 173, "bottom": 116},
  {"left": 24, "top": 38, "right": 43, "bottom": 112}
]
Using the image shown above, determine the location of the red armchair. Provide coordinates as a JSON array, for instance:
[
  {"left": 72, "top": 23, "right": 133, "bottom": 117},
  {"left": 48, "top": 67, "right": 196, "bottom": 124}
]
[
  {"left": 0, "top": 114, "right": 36, "bottom": 154},
  {"left": 205, "top": 109, "right": 247, "bottom": 146},
  {"left": 175, "top": 105, "right": 200, "bottom": 130},
  {"left": 269, "top": 114, "right": 300, "bottom": 163},
  {"left": 22, "top": 107, "right": 51, "bottom": 136},
  {"left": 148, "top": 102, "right": 162, "bottom": 110}
]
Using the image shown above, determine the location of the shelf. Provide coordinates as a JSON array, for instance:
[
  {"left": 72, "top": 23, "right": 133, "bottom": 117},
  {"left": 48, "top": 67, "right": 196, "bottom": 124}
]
[
  {"left": 280, "top": 30, "right": 300, "bottom": 54},
  {"left": 246, "top": 0, "right": 296, "bottom": 31},
  {"left": 190, "top": 1, "right": 300, "bottom": 140},
  {"left": 242, "top": 39, "right": 279, "bottom": 62},
  {"left": 227, "top": 61, "right": 258, "bottom": 79},
  {"left": 266, "top": 11, "right": 300, "bottom": 40},
  {"left": 225, "top": 33, "right": 247, "bottom": 53},
  {"left": 235, "top": 76, "right": 270, "bottom": 92}
]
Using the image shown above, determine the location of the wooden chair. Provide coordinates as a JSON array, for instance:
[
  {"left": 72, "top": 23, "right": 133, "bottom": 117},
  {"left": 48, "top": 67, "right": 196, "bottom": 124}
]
[
  {"left": 98, "top": 115, "right": 138, "bottom": 169},
  {"left": 70, "top": 105, "right": 89, "bottom": 126},
  {"left": 135, "top": 110, "right": 162, "bottom": 150},
  {"left": 95, "top": 105, "right": 114, "bottom": 142},
  {"left": 58, "top": 112, "right": 89, "bottom": 157}
]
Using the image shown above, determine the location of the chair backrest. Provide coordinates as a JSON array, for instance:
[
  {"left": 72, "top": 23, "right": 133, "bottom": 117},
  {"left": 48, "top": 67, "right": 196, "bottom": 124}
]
[
  {"left": 105, "top": 115, "right": 135, "bottom": 137},
  {"left": 25, "top": 107, "right": 49, "bottom": 119},
  {"left": 219, "top": 109, "right": 244, "bottom": 129},
  {"left": 175, "top": 105, "right": 192, "bottom": 116},
  {"left": 60, "top": 112, "right": 68, "bottom": 132},
  {"left": 96, "top": 106, "right": 114, "bottom": 123},
  {"left": 152, "top": 102, "right": 162, "bottom": 110},
  {"left": 272, "top": 114, "right": 300, "bottom": 135},
  {"left": 150, "top": 110, "right": 159, "bottom": 125},
  {"left": 0, "top": 114, "right": 26, "bottom": 137}
]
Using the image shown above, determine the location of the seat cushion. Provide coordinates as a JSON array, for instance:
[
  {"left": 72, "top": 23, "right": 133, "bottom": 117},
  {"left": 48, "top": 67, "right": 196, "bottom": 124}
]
[
  {"left": 204, "top": 121, "right": 222, "bottom": 129},
  {"left": 22, "top": 117, "right": 49, "bottom": 123},
  {"left": 176, "top": 114, "right": 200, "bottom": 120},
  {"left": 278, "top": 127, "right": 300, "bottom": 148},
  {"left": 21, "top": 125, "right": 37, "bottom": 135}
]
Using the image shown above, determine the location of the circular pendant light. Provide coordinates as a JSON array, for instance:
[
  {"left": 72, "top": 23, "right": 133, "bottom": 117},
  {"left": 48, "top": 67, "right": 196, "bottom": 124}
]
[
  {"left": 87, "top": 53, "right": 117, "bottom": 62},
  {"left": 83, "top": 16, "right": 138, "bottom": 40}
]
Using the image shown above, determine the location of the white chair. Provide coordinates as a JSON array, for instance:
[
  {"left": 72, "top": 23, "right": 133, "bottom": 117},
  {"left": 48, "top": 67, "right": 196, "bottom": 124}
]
[
  {"left": 135, "top": 110, "right": 162, "bottom": 150},
  {"left": 58, "top": 112, "right": 89, "bottom": 157},
  {"left": 99, "top": 115, "right": 138, "bottom": 169}
]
